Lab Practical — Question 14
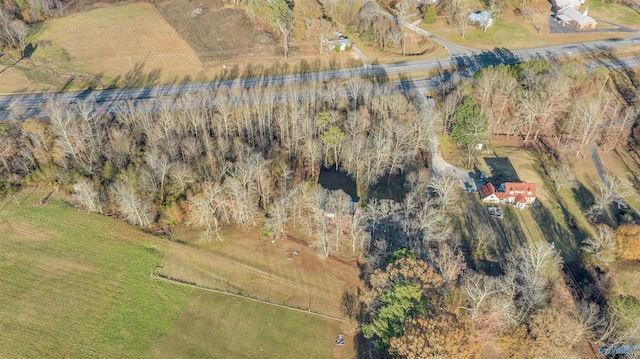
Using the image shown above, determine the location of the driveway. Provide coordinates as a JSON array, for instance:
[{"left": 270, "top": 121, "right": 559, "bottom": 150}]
[{"left": 431, "top": 151, "right": 476, "bottom": 191}]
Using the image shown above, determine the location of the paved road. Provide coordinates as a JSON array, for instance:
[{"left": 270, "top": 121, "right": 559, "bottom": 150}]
[{"left": 1, "top": 33, "right": 639, "bottom": 120}]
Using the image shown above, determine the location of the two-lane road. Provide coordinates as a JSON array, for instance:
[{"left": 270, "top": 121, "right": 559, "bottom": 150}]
[{"left": 1, "top": 33, "right": 639, "bottom": 120}]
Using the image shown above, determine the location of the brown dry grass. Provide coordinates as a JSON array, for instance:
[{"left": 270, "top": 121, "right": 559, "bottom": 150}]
[
  {"left": 10, "top": 1, "right": 363, "bottom": 91},
  {"left": 29, "top": 2, "right": 204, "bottom": 83},
  {"left": 158, "top": 224, "right": 363, "bottom": 318}
]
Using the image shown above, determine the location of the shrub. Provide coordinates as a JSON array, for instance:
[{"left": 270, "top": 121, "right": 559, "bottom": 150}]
[
  {"left": 609, "top": 295, "right": 640, "bottom": 332},
  {"left": 616, "top": 224, "right": 640, "bottom": 260},
  {"left": 423, "top": 5, "right": 437, "bottom": 24}
]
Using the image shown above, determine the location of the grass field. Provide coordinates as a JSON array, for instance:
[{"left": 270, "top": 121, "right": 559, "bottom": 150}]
[
  {"left": 159, "top": 288, "right": 353, "bottom": 359},
  {"left": 0, "top": 190, "right": 191, "bottom": 358},
  {"left": 0, "top": 190, "right": 357, "bottom": 358},
  {"left": 29, "top": 3, "right": 204, "bottom": 80},
  {"left": 159, "top": 224, "right": 363, "bottom": 318},
  {"left": 0, "top": 2, "right": 362, "bottom": 92}
]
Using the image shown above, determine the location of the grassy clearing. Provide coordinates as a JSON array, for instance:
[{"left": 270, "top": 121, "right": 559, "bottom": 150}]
[
  {"left": 158, "top": 224, "right": 362, "bottom": 318},
  {"left": 158, "top": 288, "right": 355, "bottom": 359},
  {"left": 587, "top": 0, "right": 640, "bottom": 28},
  {"left": 0, "top": 190, "right": 190, "bottom": 358}
]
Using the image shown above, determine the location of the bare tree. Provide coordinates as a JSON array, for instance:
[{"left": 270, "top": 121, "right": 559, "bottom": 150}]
[
  {"left": 72, "top": 179, "right": 102, "bottom": 214},
  {"left": 327, "top": 189, "right": 353, "bottom": 251},
  {"left": 429, "top": 174, "right": 460, "bottom": 210},
  {"left": 461, "top": 272, "right": 503, "bottom": 319},
  {"left": 187, "top": 182, "right": 228, "bottom": 242},
  {"left": 505, "top": 241, "right": 562, "bottom": 322},
  {"left": 265, "top": 198, "right": 289, "bottom": 240},
  {"left": 583, "top": 224, "right": 617, "bottom": 265},
  {"left": 473, "top": 222, "right": 496, "bottom": 253},
  {"left": 548, "top": 162, "right": 578, "bottom": 191},
  {"left": 110, "top": 180, "right": 152, "bottom": 228},
  {"left": 350, "top": 206, "right": 370, "bottom": 256},
  {"left": 455, "top": 11, "right": 470, "bottom": 38},
  {"left": 431, "top": 241, "right": 466, "bottom": 288},
  {"left": 588, "top": 173, "right": 632, "bottom": 221}
]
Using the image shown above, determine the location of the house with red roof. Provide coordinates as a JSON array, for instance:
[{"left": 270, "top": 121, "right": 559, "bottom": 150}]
[{"left": 480, "top": 182, "right": 537, "bottom": 209}]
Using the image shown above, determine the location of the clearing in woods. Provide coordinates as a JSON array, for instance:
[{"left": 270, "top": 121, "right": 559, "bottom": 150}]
[
  {"left": 159, "top": 224, "right": 363, "bottom": 319},
  {"left": 0, "top": 190, "right": 357, "bottom": 358}
]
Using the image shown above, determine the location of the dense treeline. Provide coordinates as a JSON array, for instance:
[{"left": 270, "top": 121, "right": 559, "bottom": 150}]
[
  {"left": 441, "top": 60, "right": 639, "bottom": 165},
  {"left": 0, "top": 78, "right": 443, "bottom": 257}
]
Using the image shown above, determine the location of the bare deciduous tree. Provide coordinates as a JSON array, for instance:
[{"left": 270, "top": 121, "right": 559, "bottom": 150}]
[
  {"left": 72, "top": 179, "right": 102, "bottom": 214},
  {"left": 548, "top": 162, "right": 578, "bottom": 190},
  {"left": 187, "top": 182, "right": 228, "bottom": 242},
  {"left": 583, "top": 224, "right": 617, "bottom": 265},
  {"left": 111, "top": 180, "right": 152, "bottom": 228}
]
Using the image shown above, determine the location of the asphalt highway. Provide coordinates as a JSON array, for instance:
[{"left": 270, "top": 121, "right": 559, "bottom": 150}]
[{"left": 1, "top": 33, "right": 639, "bottom": 120}]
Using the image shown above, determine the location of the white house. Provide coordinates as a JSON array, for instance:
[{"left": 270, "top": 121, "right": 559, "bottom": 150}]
[{"left": 468, "top": 11, "right": 494, "bottom": 31}]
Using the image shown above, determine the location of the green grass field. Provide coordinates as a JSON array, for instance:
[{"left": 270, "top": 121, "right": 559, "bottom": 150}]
[
  {"left": 159, "top": 289, "right": 352, "bottom": 359},
  {"left": 0, "top": 190, "right": 355, "bottom": 358},
  {"left": 0, "top": 191, "right": 191, "bottom": 358}
]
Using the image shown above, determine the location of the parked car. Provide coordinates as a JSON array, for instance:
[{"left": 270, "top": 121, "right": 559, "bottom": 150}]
[{"left": 488, "top": 206, "right": 503, "bottom": 218}]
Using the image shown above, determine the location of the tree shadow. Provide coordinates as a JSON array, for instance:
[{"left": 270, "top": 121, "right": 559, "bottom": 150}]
[
  {"left": 530, "top": 202, "right": 605, "bottom": 304},
  {"left": 584, "top": 47, "right": 639, "bottom": 105},
  {"left": 572, "top": 182, "right": 595, "bottom": 213},
  {"left": 456, "top": 193, "right": 526, "bottom": 273},
  {"left": 484, "top": 156, "right": 521, "bottom": 184}
]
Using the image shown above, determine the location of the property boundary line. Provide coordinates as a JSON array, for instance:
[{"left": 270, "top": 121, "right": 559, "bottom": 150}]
[{"left": 150, "top": 272, "right": 346, "bottom": 322}]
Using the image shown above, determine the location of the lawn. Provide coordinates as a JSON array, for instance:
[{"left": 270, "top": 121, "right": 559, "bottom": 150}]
[
  {"left": 158, "top": 288, "right": 355, "bottom": 359},
  {"left": 0, "top": 190, "right": 190, "bottom": 358},
  {"left": 587, "top": 0, "right": 640, "bottom": 28},
  {"left": 158, "top": 223, "right": 363, "bottom": 318},
  {"left": 0, "top": 189, "right": 357, "bottom": 358}
]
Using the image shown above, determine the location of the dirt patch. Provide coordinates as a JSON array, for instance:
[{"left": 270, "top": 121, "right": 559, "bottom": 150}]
[
  {"left": 0, "top": 221, "right": 57, "bottom": 242},
  {"left": 154, "top": 0, "right": 278, "bottom": 66}
]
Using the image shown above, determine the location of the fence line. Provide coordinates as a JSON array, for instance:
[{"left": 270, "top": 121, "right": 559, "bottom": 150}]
[{"left": 151, "top": 272, "right": 346, "bottom": 322}]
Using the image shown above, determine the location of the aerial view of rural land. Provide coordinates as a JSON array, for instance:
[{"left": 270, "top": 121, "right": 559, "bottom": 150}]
[{"left": 1, "top": 0, "right": 640, "bottom": 356}]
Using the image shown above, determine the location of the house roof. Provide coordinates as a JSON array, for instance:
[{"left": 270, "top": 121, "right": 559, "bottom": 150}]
[
  {"left": 480, "top": 182, "right": 497, "bottom": 199},
  {"left": 515, "top": 194, "right": 527, "bottom": 204},
  {"left": 557, "top": 6, "right": 596, "bottom": 26},
  {"left": 468, "top": 11, "right": 493, "bottom": 26},
  {"left": 502, "top": 182, "right": 536, "bottom": 199},
  {"left": 555, "top": 0, "right": 583, "bottom": 8}
]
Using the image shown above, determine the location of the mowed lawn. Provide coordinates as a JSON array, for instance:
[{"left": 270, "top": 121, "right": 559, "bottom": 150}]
[
  {"left": 0, "top": 190, "right": 191, "bottom": 358},
  {"left": 159, "top": 289, "right": 354, "bottom": 359},
  {"left": 0, "top": 190, "right": 356, "bottom": 358}
]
